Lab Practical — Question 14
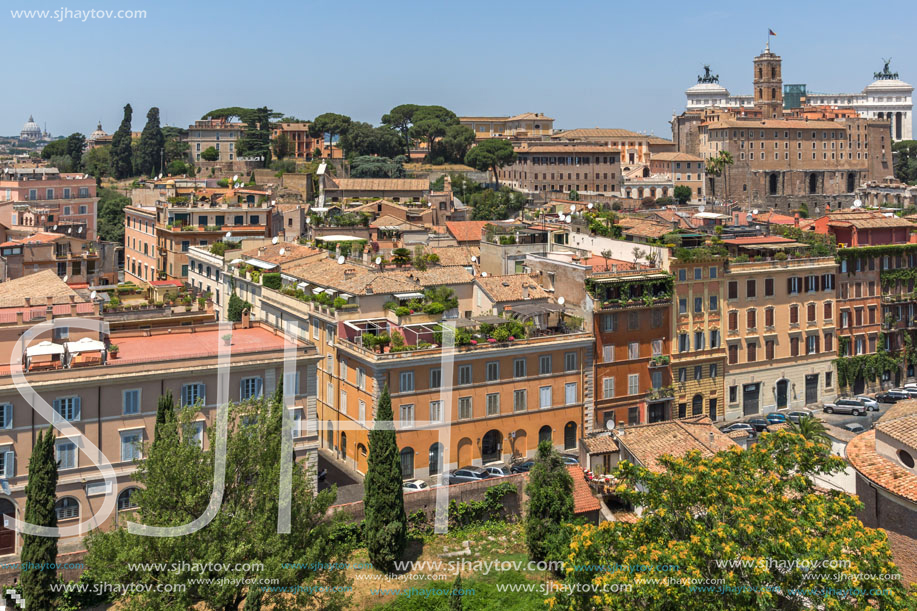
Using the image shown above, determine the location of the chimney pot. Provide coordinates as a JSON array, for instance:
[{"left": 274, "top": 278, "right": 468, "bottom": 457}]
[
  {"left": 24, "top": 297, "right": 31, "bottom": 307},
  {"left": 16, "top": 311, "right": 23, "bottom": 325},
  {"left": 47, "top": 295, "right": 54, "bottom": 306}
]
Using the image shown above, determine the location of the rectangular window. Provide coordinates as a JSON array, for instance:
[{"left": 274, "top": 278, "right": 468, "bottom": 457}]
[
  {"left": 339, "top": 359, "right": 347, "bottom": 380},
  {"left": 747, "top": 309, "right": 756, "bottom": 329},
  {"left": 539, "top": 355, "right": 552, "bottom": 374},
  {"left": 807, "top": 335, "right": 818, "bottom": 355},
  {"left": 826, "top": 372, "right": 833, "bottom": 388},
  {"left": 694, "top": 365, "right": 703, "bottom": 381},
  {"left": 677, "top": 367, "right": 687, "bottom": 383},
  {"left": 766, "top": 308, "right": 774, "bottom": 327},
  {"left": 679, "top": 298, "right": 687, "bottom": 314},
  {"left": 539, "top": 386, "right": 552, "bottom": 409},
  {"left": 53, "top": 396, "right": 81, "bottom": 422},
  {"left": 710, "top": 363, "right": 718, "bottom": 378},
  {"left": 486, "top": 393, "right": 500, "bottom": 416},
  {"left": 356, "top": 367, "right": 366, "bottom": 390},
  {"left": 486, "top": 361, "right": 499, "bottom": 381},
  {"left": 121, "top": 431, "right": 142, "bottom": 462},
  {"left": 429, "top": 368, "right": 442, "bottom": 389},
  {"left": 746, "top": 279, "right": 756, "bottom": 298},
  {"left": 429, "top": 400, "right": 443, "bottom": 422},
  {"left": 240, "top": 377, "right": 263, "bottom": 400},
  {"left": 765, "top": 278, "right": 774, "bottom": 297},
  {"left": 728, "top": 281, "right": 738, "bottom": 299},
  {"left": 514, "top": 358, "right": 526, "bottom": 378},
  {"left": 788, "top": 277, "right": 801, "bottom": 294},
  {"left": 791, "top": 337, "right": 800, "bottom": 357},
  {"left": 728, "top": 311, "right": 738, "bottom": 331},
  {"left": 747, "top": 342, "right": 757, "bottom": 362},
  {"left": 358, "top": 400, "right": 366, "bottom": 424},
  {"left": 628, "top": 374, "right": 639, "bottom": 396},
  {"left": 0, "top": 403, "right": 11, "bottom": 429},
  {"left": 399, "top": 404, "right": 414, "bottom": 428},
  {"left": 628, "top": 311, "right": 639, "bottom": 330},
  {"left": 694, "top": 331, "right": 705, "bottom": 350},
  {"left": 603, "top": 377, "right": 615, "bottom": 399},
  {"left": 513, "top": 389, "right": 527, "bottom": 412},
  {"left": 709, "top": 267, "right": 718, "bottom": 279},
  {"left": 602, "top": 313, "right": 618, "bottom": 332},
  {"left": 564, "top": 352, "right": 577, "bottom": 371},
  {"left": 283, "top": 371, "right": 301, "bottom": 397},
  {"left": 458, "top": 364, "right": 472, "bottom": 385},
  {"left": 709, "top": 295, "right": 718, "bottom": 311},
  {"left": 825, "top": 333, "right": 833, "bottom": 352},
  {"left": 602, "top": 345, "right": 614, "bottom": 362},
  {"left": 694, "top": 268, "right": 702, "bottom": 280},
  {"left": 678, "top": 333, "right": 689, "bottom": 352},
  {"left": 766, "top": 340, "right": 775, "bottom": 360},
  {"left": 565, "top": 382, "right": 578, "bottom": 405},
  {"left": 651, "top": 339, "right": 662, "bottom": 356},
  {"left": 628, "top": 342, "right": 639, "bottom": 359},
  {"left": 400, "top": 371, "right": 414, "bottom": 392},
  {"left": 729, "top": 386, "right": 738, "bottom": 403},
  {"left": 694, "top": 297, "right": 703, "bottom": 313},
  {"left": 728, "top": 344, "right": 738, "bottom": 364},
  {"left": 629, "top": 407, "right": 639, "bottom": 425},
  {"left": 56, "top": 440, "right": 77, "bottom": 470},
  {"left": 458, "top": 397, "right": 472, "bottom": 419},
  {"left": 122, "top": 389, "right": 140, "bottom": 415},
  {"left": 710, "top": 329, "right": 720, "bottom": 348}
]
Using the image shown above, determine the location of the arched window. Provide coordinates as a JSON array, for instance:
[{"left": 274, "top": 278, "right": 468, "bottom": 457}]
[
  {"left": 118, "top": 488, "right": 140, "bottom": 511},
  {"left": 481, "top": 430, "right": 502, "bottom": 463},
  {"left": 564, "top": 422, "right": 577, "bottom": 451},
  {"left": 771, "top": 66, "right": 776, "bottom": 79},
  {"left": 692, "top": 394, "right": 703, "bottom": 416},
  {"left": 399, "top": 448, "right": 414, "bottom": 479},
  {"left": 539, "top": 425, "right": 552, "bottom": 444},
  {"left": 429, "top": 443, "right": 443, "bottom": 476},
  {"left": 55, "top": 497, "right": 80, "bottom": 521},
  {"left": 809, "top": 174, "right": 818, "bottom": 195},
  {"left": 769, "top": 173, "right": 778, "bottom": 196}
]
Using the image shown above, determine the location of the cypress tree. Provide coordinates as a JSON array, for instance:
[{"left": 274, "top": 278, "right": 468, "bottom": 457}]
[
  {"left": 110, "top": 103, "right": 134, "bottom": 179},
  {"left": 137, "top": 107, "right": 164, "bottom": 177},
  {"left": 363, "top": 384, "right": 406, "bottom": 573},
  {"left": 153, "top": 391, "right": 174, "bottom": 446},
  {"left": 524, "top": 440, "right": 574, "bottom": 562},
  {"left": 20, "top": 429, "right": 59, "bottom": 610},
  {"left": 449, "top": 574, "right": 464, "bottom": 611}
]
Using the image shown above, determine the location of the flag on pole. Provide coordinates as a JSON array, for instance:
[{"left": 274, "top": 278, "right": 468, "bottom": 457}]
[{"left": 769, "top": 29, "right": 777, "bottom": 36}]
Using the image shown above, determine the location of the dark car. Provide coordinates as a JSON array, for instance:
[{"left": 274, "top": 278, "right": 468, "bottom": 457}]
[
  {"left": 444, "top": 466, "right": 493, "bottom": 484},
  {"left": 510, "top": 460, "right": 535, "bottom": 474},
  {"left": 765, "top": 412, "right": 787, "bottom": 424},
  {"left": 561, "top": 454, "right": 580, "bottom": 465},
  {"left": 745, "top": 418, "right": 771, "bottom": 432},
  {"left": 879, "top": 390, "right": 911, "bottom": 403}
]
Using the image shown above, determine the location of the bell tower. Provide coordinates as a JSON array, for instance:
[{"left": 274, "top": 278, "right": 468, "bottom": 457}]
[{"left": 753, "top": 42, "right": 783, "bottom": 119}]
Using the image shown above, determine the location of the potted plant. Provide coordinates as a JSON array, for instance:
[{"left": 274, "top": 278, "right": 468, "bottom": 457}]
[
  {"left": 108, "top": 344, "right": 119, "bottom": 358},
  {"left": 222, "top": 334, "right": 233, "bottom": 346}
]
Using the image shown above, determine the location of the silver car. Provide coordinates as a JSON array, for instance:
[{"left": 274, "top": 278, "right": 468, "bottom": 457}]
[
  {"left": 823, "top": 399, "right": 866, "bottom": 416},
  {"left": 854, "top": 396, "right": 880, "bottom": 411},
  {"left": 483, "top": 462, "right": 512, "bottom": 477}
]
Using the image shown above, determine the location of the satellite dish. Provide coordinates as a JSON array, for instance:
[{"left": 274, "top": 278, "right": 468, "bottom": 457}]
[
  {"left": 232, "top": 175, "right": 239, "bottom": 182},
  {"left": 270, "top": 200, "right": 276, "bottom": 205},
  {"left": 337, "top": 255, "right": 345, "bottom": 264},
  {"left": 90, "top": 291, "right": 97, "bottom": 300},
  {"left": 78, "top": 226, "right": 83, "bottom": 234},
  {"left": 279, "top": 248, "right": 286, "bottom": 256},
  {"left": 470, "top": 255, "right": 477, "bottom": 263},
  {"left": 272, "top": 236, "right": 279, "bottom": 245},
  {"left": 752, "top": 209, "right": 759, "bottom": 215},
  {"left": 375, "top": 256, "right": 382, "bottom": 265},
  {"left": 63, "top": 275, "right": 68, "bottom": 282},
  {"left": 853, "top": 199, "right": 863, "bottom": 208},
  {"left": 587, "top": 203, "right": 594, "bottom": 209},
  {"left": 558, "top": 296, "right": 566, "bottom": 306},
  {"left": 605, "top": 419, "right": 616, "bottom": 431},
  {"left": 698, "top": 205, "right": 705, "bottom": 213},
  {"left": 428, "top": 202, "right": 433, "bottom": 207},
  {"left": 481, "top": 272, "right": 488, "bottom": 277},
  {"left": 225, "top": 232, "right": 232, "bottom": 238},
  {"left": 565, "top": 216, "right": 572, "bottom": 224},
  {"left": 52, "top": 225, "right": 57, "bottom": 230},
  {"left": 569, "top": 204, "right": 576, "bottom": 213},
  {"left": 67, "top": 227, "right": 72, "bottom": 234}
]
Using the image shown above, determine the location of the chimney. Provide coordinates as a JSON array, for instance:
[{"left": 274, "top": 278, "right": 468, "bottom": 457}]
[
  {"left": 794, "top": 212, "right": 800, "bottom": 228},
  {"left": 522, "top": 283, "right": 530, "bottom": 300},
  {"left": 46, "top": 295, "right": 54, "bottom": 307},
  {"left": 241, "top": 308, "right": 251, "bottom": 329},
  {"left": 206, "top": 298, "right": 214, "bottom": 314},
  {"left": 70, "top": 303, "right": 77, "bottom": 316},
  {"left": 709, "top": 431, "right": 715, "bottom": 444},
  {"left": 16, "top": 311, "right": 23, "bottom": 325},
  {"left": 69, "top": 294, "right": 75, "bottom": 303},
  {"left": 24, "top": 297, "right": 31, "bottom": 307}
]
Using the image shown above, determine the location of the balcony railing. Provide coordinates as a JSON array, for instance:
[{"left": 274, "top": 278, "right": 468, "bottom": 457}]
[{"left": 647, "top": 385, "right": 675, "bottom": 400}]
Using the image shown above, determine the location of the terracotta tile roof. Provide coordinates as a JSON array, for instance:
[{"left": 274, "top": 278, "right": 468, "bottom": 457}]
[
  {"left": 582, "top": 434, "right": 619, "bottom": 454},
  {"left": 622, "top": 221, "right": 671, "bottom": 240},
  {"left": 239, "top": 242, "right": 324, "bottom": 266},
  {"left": 370, "top": 215, "right": 426, "bottom": 231},
  {"left": 552, "top": 128, "right": 647, "bottom": 139},
  {"left": 824, "top": 210, "right": 914, "bottom": 230},
  {"left": 616, "top": 415, "right": 740, "bottom": 473},
  {"left": 283, "top": 259, "right": 473, "bottom": 296},
  {"left": 427, "top": 246, "right": 480, "bottom": 267},
  {"left": 568, "top": 465, "right": 601, "bottom": 515},
  {"left": 721, "top": 236, "right": 797, "bottom": 245},
  {"left": 846, "top": 430, "right": 917, "bottom": 503},
  {"left": 445, "top": 221, "right": 489, "bottom": 243},
  {"left": 17, "top": 231, "right": 66, "bottom": 244},
  {"left": 325, "top": 177, "right": 429, "bottom": 192},
  {"left": 875, "top": 400, "right": 917, "bottom": 448},
  {"left": 879, "top": 399, "right": 917, "bottom": 423},
  {"left": 651, "top": 152, "right": 704, "bottom": 162},
  {"left": 349, "top": 199, "right": 410, "bottom": 213},
  {"left": 754, "top": 211, "right": 797, "bottom": 225},
  {"left": 515, "top": 144, "right": 622, "bottom": 154},
  {"left": 582, "top": 255, "right": 635, "bottom": 272},
  {"left": 475, "top": 274, "right": 550, "bottom": 303},
  {"left": 704, "top": 118, "right": 843, "bottom": 130},
  {"left": 0, "top": 270, "right": 86, "bottom": 308}
]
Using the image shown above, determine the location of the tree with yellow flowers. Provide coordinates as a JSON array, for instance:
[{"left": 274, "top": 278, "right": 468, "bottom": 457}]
[{"left": 552, "top": 430, "right": 917, "bottom": 610}]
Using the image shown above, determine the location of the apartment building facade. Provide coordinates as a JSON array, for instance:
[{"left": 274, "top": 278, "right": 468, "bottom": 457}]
[
  {"left": 0, "top": 168, "right": 98, "bottom": 240},
  {"left": 671, "top": 258, "right": 726, "bottom": 422},
  {"left": 589, "top": 271, "right": 674, "bottom": 431},
  {"left": 185, "top": 119, "right": 244, "bottom": 163},
  {"left": 499, "top": 143, "right": 622, "bottom": 197},
  {"left": 459, "top": 113, "right": 555, "bottom": 140},
  {"left": 0, "top": 232, "right": 112, "bottom": 284},
  {"left": 723, "top": 257, "right": 838, "bottom": 419}
]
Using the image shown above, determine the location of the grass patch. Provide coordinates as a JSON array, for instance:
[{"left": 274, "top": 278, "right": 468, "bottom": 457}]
[{"left": 374, "top": 571, "right": 548, "bottom": 610}]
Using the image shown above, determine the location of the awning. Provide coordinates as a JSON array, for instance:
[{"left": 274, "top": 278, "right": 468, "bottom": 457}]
[
  {"left": 65, "top": 337, "right": 105, "bottom": 354},
  {"left": 394, "top": 292, "right": 424, "bottom": 300},
  {"left": 296, "top": 282, "right": 309, "bottom": 290},
  {"left": 229, "top": 258, "right": 243, "bottom": 265},
  {"left": 339, "top": 293, "right": 352, "bottom": 299},
  {"left": 316, "top": 235, "right": 363, "bottom": 242},
  {"left": 245, "top": 258, "right": 276, "bottom": 270},
  {"left": 324, "top": 288, "right": 338, "bottom": 295},
  {"left": 26, "top": 341, "right": 64, "bottom": 357},
  {"left": 312, "top": 287, "right": 325, "bottom": 294}
]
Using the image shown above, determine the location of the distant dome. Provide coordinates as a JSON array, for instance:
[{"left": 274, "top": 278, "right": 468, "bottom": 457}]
[
  {"left": 864, "top": 78, "right": 913, "bottom": 92},
  {"left": 686, "top": 82, "right": 729, "bottom": 95},
  {"left": 20, "top": 115, "right": 42, "bottom": 141},
  {"left": 88, "top": 121, "right": 109, "bottom": 141}
]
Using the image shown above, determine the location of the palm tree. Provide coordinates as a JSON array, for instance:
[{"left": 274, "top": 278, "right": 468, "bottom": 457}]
[
  {"left": 788, "top": 416, "right": 831, "bottom": 449},
  {"left": 705, "top": 150, "right": 734, "bottom": 202}
]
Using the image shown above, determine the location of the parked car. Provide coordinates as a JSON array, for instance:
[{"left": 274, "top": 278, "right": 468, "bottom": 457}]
[
  {"left": 854, "top": 396, "right": 880, "bottom": 411},
  {"left": 765, "top": 412, "right": 788, "bottom": 424},
  {"left": 402, "top": 479, "right": 429, "bottom": 492},
  {"left": 843, "top": 423, "right": 867, "bottom": 433},
  {"left": 892, "top": 387, "right": 917, "bottom": 398},
  {"left": 444, "top": 466, "right": 494, "bottom": 484},
  {"left": 483, "top": 462, "right": 512, "bottom": 477},
  {"left": 787, "top": 409, "right": 815, "bottom": 423},
  {"left": 876, "top": 390, "right": 909, "bottom": 403},
  {"left": 721, "top": 422, "right": 755, "bottom": 434},
  {"left": 561, "top": 454, "right": 580, "bottom": 465},
  {"left": 745, "top": 418, "right": 771, "bottom": 432},
  {"left": 510, "top": 460, "right": 536, "bottom": 474},
  {"left": 823, "top": 398, "right": 867, "bottom": 416}
]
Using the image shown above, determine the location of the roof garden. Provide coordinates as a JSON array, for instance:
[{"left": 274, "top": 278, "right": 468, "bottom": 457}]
[{"left": 586, "top": 272, "right": 673, "bottom": 310}]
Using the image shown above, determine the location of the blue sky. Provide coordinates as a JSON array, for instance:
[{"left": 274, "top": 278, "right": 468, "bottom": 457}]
[{"left": 3, "top": 0, "right": 915, "bottom": 139}]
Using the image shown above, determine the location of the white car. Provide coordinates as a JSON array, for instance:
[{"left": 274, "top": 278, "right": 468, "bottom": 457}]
[
  {"left": 402, "top": 479, "right": 429, "bottom": 493},
  {"left": 854, "top": 396, "right": 880, "bottom": 411}
]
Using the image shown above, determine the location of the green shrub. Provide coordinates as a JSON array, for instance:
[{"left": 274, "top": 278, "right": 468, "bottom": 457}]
[
  {"left": 262, "top": 272, "right": 282, "bottom": 290},
  {"left": 395, "top": 306, "right": 411, "bottom": 317},
  {"left": 422, "top": 302, "right": 446, "bottom": 315}
]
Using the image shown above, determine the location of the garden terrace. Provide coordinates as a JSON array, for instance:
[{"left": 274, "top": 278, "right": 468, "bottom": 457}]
[
  {"left": 482, "top": 222, "right": 548, "bottom": 246},
  {"left": 586, "top": 272, "right": 673, "bottom": 310}
]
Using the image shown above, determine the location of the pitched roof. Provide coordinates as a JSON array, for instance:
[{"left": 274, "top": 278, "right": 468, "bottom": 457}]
[
  {"left": 622, "top": 221, "right": 671, "bottom": 239},
  {"left": 445, "top": 221, "right": 489, "bottom": 243},
  {"left": 651, "top": 152, "right": 704, "bottom": 162},
  {"left": 875, "top": 399, "right": 917, "bottom": 449},
  {"left": 582, "top": 434, "right": 619, "bottom": 454},
  {"left": 568, "top": 466, "right": 601, "bottom": 515},
  {"left": 239, "top": 242, "right": 324, "bottom": 266},
  {"left": 552, "top": 128, "right": 647, "bottom": 139},
  {"left": 823, "top": 210, "right": 914, "bottom": 230},
  {"left": 0, "top": 269, "right": 86, "bottom": 308},
  {"left": 847, "top": 430, "right": 917, "bottom": 503},
  {"left": 515, "top": 144, "right": 621, "bottom": 154},
  {"left": 282, "top": 259, "right": 473, "bottom": 296},
  {"left": 753, "top": 211, "right": 797, "bottom": 225},
  {"left": 475, "top": 274, "right": 550, "bottom": 303},
  {"left": 426, "top": 246, "right": 480, "bottom": 267},
  {"left": 370, "top": 215, "right": 426, "bottom": 231},
  {"left": 581, "top": 255, "right": 636, "bottom": 273},
  {"left": 721, "top": 236, "right": 797, "bottom": 245},
  {"left": 324, "top": 177, "right": 429, "bottom": 192},
  {"left": 349, "top": 199, "right": 411, "bottom": 214},
  {"left": 615, "top": 415, "right": 739, "bottom": 473}
]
